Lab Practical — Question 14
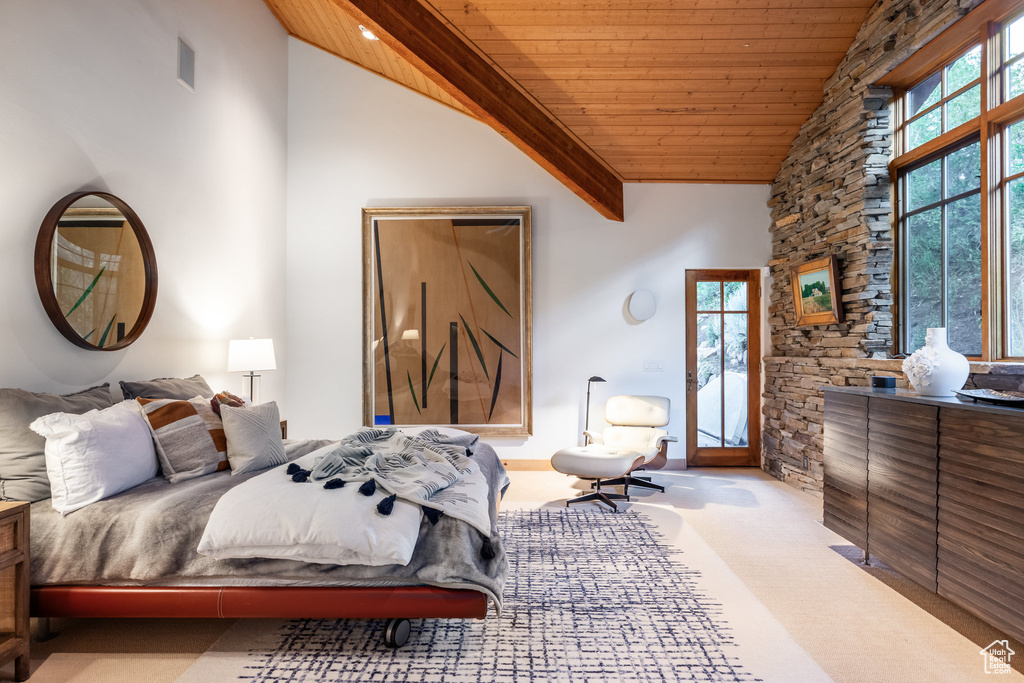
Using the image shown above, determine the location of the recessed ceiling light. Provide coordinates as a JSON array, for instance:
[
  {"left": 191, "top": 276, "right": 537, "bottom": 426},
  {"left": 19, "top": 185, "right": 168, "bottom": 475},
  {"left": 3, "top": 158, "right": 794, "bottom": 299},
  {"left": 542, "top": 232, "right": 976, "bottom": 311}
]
[{"left": 359, "top": 25, "right": 378, "bottom": 41}]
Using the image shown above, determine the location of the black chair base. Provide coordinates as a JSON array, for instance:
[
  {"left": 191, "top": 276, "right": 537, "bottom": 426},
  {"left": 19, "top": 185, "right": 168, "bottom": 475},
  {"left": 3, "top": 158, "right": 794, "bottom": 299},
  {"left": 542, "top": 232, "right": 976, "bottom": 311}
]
[
  {"left": 595, "top": 474, "right": 665, "bottom": 496},
  {"left": 567, "top": 478, "right": 628, "bottom": 511}
]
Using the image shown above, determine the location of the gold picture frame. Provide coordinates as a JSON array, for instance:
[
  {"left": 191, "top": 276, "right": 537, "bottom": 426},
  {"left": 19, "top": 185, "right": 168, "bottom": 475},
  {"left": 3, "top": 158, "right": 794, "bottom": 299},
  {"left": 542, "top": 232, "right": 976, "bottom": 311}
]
[
  {"left": 362, "top": 206, "right": 533, "bottom": 436},
  {"left": 790, "top": 255, "right": 844, "bottom": 326}
]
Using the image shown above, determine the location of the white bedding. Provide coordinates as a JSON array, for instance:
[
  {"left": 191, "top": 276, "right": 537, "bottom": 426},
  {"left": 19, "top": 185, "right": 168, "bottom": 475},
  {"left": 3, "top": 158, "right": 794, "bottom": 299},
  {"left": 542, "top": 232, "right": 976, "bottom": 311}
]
[{"left": 197, "top": 444, "right": 422, "bottom": 567}]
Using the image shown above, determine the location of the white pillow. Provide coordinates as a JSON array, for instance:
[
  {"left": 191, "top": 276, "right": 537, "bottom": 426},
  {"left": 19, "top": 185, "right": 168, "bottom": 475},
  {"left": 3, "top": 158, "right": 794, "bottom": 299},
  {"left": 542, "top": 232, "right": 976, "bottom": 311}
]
[
  {"left": 221, "top": 401, "right": 286, "bottom": 475},
  {"left": 198, "top": 443, "right": 422, "bottom": 566},
  {"left": 399, "top": 426, "right": 474, "bottom": 438},
  {"left": 30, "top": 400, "right": 158, "bottom": 515}
]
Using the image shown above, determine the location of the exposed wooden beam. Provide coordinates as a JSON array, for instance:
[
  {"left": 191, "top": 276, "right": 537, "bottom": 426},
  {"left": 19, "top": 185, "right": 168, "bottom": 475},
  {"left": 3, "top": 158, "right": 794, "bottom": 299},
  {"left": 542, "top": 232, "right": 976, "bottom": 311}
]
[{"left": 330, "top": 0, "right": 624, "bottom": 221}]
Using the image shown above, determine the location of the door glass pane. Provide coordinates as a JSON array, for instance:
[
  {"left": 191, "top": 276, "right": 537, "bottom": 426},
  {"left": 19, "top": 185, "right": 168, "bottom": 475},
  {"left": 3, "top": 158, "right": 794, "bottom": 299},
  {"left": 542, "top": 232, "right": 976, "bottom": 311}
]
[
  {"left": 723, "top": 313, "right": 749, "bottom": 447},
  {"left": 946, "top": 45, "right": 980, "bottom": 93},
  {"left": 946, "top": 141, "right": 981, "bottom": 196},
  {"left": 908, "top": 72, "right": 941, "bottom": 116},
  {"left": 906, "top": 208, "right": 943, "bottom": 352},
  {"left": 696, "top": 313, "right": 722, "bottom": 448},
  {"left": 697, "top": 281, "right": 720, "bottom": 311},
  {"left": 724, "top": 282, "right": 747, "bottom": 311},
  {"left": 946, "top": 85, "right": 981, "bottom": 130},
  {"left": 946, "top": 193, "right": 982, "bottom": 356},
  {"left": 1008, "top": 177, "right": 1024, "bottom": 355},
  {"left": 907, "top": 159, "right": 941, "bottom": 211}
]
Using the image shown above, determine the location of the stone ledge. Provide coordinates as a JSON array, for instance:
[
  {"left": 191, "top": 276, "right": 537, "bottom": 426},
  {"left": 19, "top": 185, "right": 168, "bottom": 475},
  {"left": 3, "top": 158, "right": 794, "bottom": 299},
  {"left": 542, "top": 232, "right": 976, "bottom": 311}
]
[
  {"left": 764, "top": 356, "right": 1024, "bottom": 375},
  {"left": 763, "top": 356, "right": 902, "bottom": 371}
]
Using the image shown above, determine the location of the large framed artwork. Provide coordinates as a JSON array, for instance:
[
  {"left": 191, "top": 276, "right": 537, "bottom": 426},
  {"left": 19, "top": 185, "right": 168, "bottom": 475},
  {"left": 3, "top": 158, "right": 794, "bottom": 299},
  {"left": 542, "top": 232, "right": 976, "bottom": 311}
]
[
  {"left": 362, "top": 207, "right": 532, "bottom": 436},
  {"left": 790, "top": 255, "right": 844, "bottom": 326}
]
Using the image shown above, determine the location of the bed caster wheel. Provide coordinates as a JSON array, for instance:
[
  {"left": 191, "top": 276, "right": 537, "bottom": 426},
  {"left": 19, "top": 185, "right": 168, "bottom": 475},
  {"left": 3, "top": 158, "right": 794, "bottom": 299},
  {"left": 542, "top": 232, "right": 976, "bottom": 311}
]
[{"left": 383, "top": 618, "right": 411, "bottom": 648}]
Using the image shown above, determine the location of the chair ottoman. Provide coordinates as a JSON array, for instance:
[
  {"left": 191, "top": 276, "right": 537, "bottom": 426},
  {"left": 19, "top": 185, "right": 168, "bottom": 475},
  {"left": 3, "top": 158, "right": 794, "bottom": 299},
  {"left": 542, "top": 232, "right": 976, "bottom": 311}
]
[{"left": 551, "top": 446, "right": 645, "bottom": 510}]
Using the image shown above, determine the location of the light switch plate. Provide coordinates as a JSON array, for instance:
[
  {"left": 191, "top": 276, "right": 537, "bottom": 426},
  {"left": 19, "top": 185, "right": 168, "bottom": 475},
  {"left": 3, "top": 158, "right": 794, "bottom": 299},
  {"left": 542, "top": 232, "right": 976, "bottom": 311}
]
[{"left": 643, "top": 360, "right": 663, "bottom": 372}]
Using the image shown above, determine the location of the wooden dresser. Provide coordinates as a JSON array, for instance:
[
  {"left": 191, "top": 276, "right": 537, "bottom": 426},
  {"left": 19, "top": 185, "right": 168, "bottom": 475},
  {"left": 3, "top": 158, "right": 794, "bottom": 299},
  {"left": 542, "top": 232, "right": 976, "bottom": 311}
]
[{"left": 823, "top": 387, "right": 1024, "bottom": 643}]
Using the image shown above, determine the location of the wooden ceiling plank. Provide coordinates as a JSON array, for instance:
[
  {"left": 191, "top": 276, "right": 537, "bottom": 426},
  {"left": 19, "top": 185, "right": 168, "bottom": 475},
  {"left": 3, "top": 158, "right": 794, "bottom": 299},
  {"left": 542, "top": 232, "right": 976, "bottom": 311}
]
[
  {"left": 628, "top": 175, "right": 775, "bottom": 182},
  {"left": 546, "top": 102, "right": 817, "bottom": 115},
  {"left": 617, "top": 162, "right": 786, "bottom": 170},
  {"left": 607, "top": 152, "right": 790, "bottom": 161},
  {"left": 575, "top": 127, "right": 803, "bottom": 138},
  {"left": 442, "top": 8, "right": 871, "bottom": 26},
  {"left": 433, "top": 0, "right": 873, "bottom": 11},
  {"left": 471, "top": 37, "right": 855, "bottom": 54},
  {"left": 330, "top": 0, "right": 623, "bottom": 221},
  {"left": 590, "top": 138, "right": 797, "bottom": 149},
  {"left": 521, "top": 78, "right": 827, "bottom": 93},
  {"left": 558, "top": 115, "right": 813, "bottom": 127},
  {"left": 489, "top": 52, "right": 848, "bottom": 69},
  {"left": 456, "top": 23, "right": 868, "bottom": 41},
  {"left": 596, "top": 146, "right": 794, "bottom": 157},
  {"left": 539, "top": 92, "right": 827, "bottom": 105},
  {"left": 505, "top": 66, "right": 839, "bottom": 80}
]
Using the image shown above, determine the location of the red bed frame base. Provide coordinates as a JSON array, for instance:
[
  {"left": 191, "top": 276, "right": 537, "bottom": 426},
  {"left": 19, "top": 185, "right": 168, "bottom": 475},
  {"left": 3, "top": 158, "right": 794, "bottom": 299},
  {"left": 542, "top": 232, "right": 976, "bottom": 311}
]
[{"left": 31, "top": 585, "right": 488, "bottom": 620}]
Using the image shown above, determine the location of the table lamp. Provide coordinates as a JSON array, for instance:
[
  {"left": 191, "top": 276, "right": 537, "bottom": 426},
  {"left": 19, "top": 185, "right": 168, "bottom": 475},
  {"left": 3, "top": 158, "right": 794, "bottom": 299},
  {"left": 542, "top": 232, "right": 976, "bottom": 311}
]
[{"left": 228, "top": 338, "right": 276, "bottom": 404}]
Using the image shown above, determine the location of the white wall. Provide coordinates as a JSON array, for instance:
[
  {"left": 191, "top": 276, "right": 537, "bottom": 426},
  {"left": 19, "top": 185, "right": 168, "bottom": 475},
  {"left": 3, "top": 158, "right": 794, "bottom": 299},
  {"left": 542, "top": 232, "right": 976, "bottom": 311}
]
[
  {"left": 286, "top": 40, "right": 772, "bottom": 462},
  {"left": 0, "top": 0, "right": 288, "bottom": 404}
]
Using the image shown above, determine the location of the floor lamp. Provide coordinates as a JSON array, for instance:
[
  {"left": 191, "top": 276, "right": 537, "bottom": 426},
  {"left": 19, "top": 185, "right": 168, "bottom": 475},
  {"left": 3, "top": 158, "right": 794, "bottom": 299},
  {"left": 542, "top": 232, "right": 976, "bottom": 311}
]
[{"left": 585, "top": 376, "right": 606, "bottom": 444}]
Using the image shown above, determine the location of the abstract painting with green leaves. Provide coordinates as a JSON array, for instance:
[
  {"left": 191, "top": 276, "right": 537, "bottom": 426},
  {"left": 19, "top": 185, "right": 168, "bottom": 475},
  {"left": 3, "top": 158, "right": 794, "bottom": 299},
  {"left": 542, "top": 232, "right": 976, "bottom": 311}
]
[{"left": 362, "top": 207, "right": 532, "bottom": 436}]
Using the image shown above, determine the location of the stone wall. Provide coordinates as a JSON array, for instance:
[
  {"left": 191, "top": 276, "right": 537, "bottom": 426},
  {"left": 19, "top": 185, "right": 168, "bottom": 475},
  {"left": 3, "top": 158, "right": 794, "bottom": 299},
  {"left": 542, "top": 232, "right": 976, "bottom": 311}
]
[{"left": 762, "top": 0, "right": 983, "bottom": 491}]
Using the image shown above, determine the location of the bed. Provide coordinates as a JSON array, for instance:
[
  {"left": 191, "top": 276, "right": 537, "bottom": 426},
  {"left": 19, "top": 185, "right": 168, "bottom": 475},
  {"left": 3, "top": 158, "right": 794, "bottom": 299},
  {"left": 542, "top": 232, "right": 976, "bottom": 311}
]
[{"left": 28, "top": 436, "right": 509, "bottom": 647}]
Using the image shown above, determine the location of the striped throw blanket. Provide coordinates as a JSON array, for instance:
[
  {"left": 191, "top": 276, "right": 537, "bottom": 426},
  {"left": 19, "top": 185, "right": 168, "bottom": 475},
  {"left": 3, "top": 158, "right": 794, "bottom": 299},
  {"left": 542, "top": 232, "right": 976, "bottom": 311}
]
[{"left": 310, "top": 428, "right": 492, "bottom": 535}]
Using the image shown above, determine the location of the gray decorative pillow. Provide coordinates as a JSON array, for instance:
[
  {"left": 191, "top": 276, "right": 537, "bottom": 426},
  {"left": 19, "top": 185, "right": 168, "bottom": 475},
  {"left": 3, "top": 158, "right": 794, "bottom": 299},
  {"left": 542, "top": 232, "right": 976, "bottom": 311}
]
[
  {"left": 0, "top": 384, "right": 114, "bottom": 502},
  {"left": 120, "top": 375, "right": 214, "bottom": 401},
  {"left": 221, "top": 402, "right": 286, "bottom": 476}
]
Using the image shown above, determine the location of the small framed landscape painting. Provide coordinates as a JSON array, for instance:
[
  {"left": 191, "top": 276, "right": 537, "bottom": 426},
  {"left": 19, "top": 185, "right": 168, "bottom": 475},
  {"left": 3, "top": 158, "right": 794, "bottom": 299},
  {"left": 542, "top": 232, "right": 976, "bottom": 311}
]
[
  {"left": 362, "top": 206, "right": 533, "bottom": 436},
  {"left": 790, "top": 255, "right": 844, "bottom": 326}
]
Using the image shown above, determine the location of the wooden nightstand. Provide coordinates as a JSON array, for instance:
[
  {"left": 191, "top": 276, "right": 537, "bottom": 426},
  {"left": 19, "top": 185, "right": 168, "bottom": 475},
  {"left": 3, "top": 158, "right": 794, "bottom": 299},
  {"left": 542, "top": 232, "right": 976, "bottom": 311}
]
[
  {"left": 280, "top": 420, "right": 288, "bottom": 439},
  {"left": 0, "top": 502, "right": 29, "bottom": 680}
]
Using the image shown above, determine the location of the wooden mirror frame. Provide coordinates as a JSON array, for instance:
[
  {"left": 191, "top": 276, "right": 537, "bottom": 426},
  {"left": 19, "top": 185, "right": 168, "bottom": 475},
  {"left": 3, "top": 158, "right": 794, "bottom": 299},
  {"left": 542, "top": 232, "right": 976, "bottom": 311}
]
[{"left": 34, "top": 191, "right": 158, "bottom": 351}]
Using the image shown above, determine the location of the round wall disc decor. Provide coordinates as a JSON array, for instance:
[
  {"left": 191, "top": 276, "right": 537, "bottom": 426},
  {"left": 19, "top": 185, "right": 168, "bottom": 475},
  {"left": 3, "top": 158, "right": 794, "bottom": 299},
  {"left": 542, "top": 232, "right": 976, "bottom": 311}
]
[{"left": 627, "top": 289, "right": 656, "bottom": 321}]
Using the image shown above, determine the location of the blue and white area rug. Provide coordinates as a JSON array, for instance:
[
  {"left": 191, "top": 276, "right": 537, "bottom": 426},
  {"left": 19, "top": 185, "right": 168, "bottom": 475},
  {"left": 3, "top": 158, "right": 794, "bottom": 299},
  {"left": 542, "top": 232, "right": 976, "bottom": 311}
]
[{"left": 180, "top": 508, "right": 800, "bottom": 682}]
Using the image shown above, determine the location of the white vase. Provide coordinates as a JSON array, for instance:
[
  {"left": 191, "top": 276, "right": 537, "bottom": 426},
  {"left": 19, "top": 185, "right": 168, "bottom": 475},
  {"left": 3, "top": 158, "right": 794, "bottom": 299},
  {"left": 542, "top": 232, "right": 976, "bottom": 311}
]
[{"left": 902, "top": 328, "right": 970, "bottom": 397}]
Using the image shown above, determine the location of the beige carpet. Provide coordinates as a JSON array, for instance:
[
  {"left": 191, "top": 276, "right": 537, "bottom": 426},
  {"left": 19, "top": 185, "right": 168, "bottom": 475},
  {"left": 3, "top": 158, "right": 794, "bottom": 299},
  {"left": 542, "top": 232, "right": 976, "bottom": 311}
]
[{"left": 8, "top": 468, "right": 1023, "bottom": 682}]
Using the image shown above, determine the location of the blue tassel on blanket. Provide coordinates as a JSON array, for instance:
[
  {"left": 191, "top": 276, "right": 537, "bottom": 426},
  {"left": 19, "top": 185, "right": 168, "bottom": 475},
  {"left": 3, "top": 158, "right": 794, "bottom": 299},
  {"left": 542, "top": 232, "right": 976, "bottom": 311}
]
[
  {"left": 377, "top": 493, "right": 397, "bottom": 516},
  {"left": 286, "top": 463, "right": 301, "bottom": 475},
  {"left": 423, "top": 507, "right": 444, "bottom": 526},
  {"left": 323, "top": 478, "right": 345, "bottom": 489},
  {"left": 480, "top": 535, "right": 496, "bottom": 560},
  {"left": 291, "top": 470, "right": 310, "bottom": 482},
  {"left": 359, "top": 479, "right": 377, "bottom": 496}
]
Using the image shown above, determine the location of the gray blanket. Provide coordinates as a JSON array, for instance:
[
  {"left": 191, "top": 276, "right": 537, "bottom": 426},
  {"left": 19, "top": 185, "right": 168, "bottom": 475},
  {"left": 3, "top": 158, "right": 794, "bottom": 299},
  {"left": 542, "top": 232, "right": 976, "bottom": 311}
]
[
  {"left": 314, "top": 428, "right": 492, "bottom": 534},
  {"left": 30, "top": 439, "right": 510, "bottom": 609}
]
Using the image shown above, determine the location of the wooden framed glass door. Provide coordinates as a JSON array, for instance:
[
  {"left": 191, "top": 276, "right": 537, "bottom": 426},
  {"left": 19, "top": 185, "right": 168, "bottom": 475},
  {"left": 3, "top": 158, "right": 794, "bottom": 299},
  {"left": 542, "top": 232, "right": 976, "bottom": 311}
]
[{"left": 685, "top": 270, "right": 761, "bottom": 467}]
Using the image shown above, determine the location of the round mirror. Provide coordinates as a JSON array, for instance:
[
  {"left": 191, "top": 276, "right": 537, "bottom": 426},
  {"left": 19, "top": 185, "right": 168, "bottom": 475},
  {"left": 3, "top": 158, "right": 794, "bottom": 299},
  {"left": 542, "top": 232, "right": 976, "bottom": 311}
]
[{"left": 34, "top": 191, "right": 158, "bottom": 351}]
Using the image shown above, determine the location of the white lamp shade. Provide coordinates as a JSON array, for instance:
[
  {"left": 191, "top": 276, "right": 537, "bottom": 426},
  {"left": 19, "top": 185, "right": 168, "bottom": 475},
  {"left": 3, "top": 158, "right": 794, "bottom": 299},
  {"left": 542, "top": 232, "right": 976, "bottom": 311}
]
[{"left": 228, "top": 338, "right": 277, "bottom": 372}]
